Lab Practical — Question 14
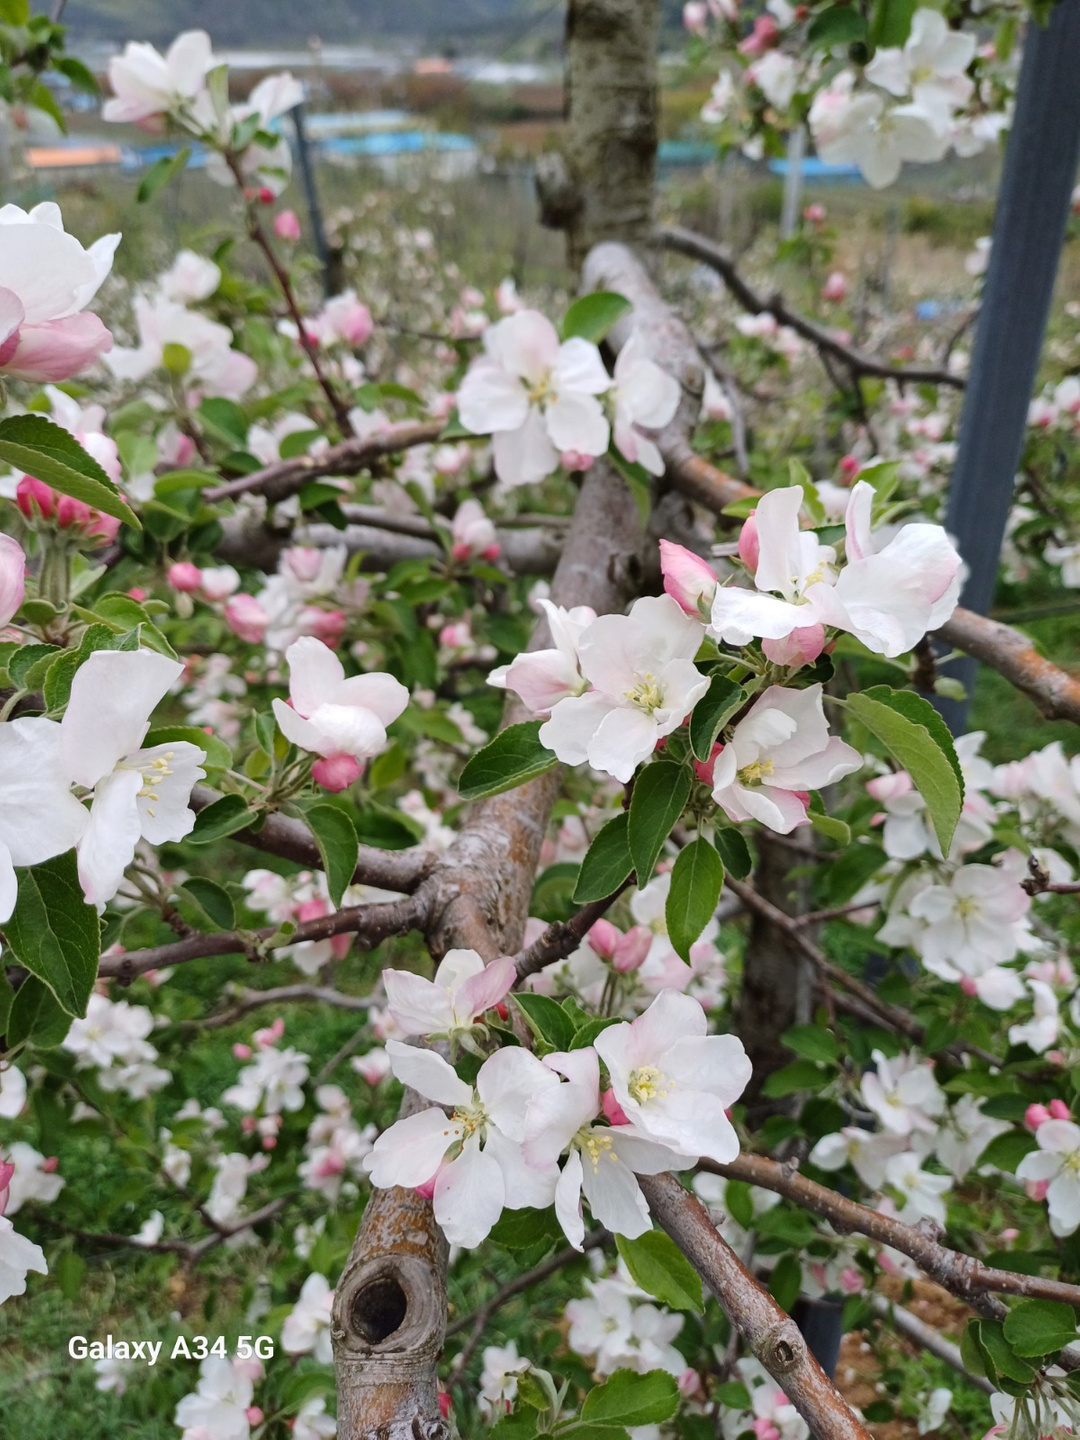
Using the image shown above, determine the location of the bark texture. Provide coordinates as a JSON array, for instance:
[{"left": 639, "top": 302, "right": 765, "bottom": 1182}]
[{"left": 539, "top": 0, "right": 661, "bottom": 269}]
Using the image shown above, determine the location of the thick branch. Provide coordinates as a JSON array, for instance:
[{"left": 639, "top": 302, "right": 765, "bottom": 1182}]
[
  {"left": 936, "top": 607, "right": 1080, "bottom": 726},
  {"left": 190, "top": 786, "right": 433, "bottom": 894},
  {"left": 640, "top": 1172, "right": 873, "bottom": 1440},
  {"left": 658, "top": 225, "right": 965, "bottom": 391},
  {"left": 203, "top": 419, "right": 445, "bottom": 505}
]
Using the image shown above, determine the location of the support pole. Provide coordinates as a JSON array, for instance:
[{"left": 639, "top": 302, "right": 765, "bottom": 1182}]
[
  {"left": 938, "top": 0, "right": 1080, "bottom": 732},
  {"left": 291, "top": 99, "right": 331, "bottom": 296}
]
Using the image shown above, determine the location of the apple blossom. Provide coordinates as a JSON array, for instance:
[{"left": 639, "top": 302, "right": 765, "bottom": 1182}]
[
  {"left": 457, "top": 309, "right": 611, "bottom": 486},
  {"left": 173, "top": 1355, "right": 258, "bottom": 1440},
  {"left": 59, "top": 649, "right": 207, "bottom": 906},
  {"left": 272, "top": 636, "right": 408, "bottom": 781},
  {"left": 479, "top": 1341, "right": 530, "bottom": 1420},
  {"left": 0, "top": 533, "right": 24, "bottom": 628},
  {"left": 281, "top": 1273, "right": 334, "bottom": 1363},
  {"left": 274, "top": 210, "right": 302, "bottom": 241},
  {"left": 1017, "top": 1119, "right": 1080, "bottom": 1236},
  {"left": 106, "top": 294, "right": 258, "bottom": 399},
  {"left": 450, "top": 498, "right": 500, "bottom": 561},
  {"left": 883, "top": 1150, "right": 951, "bottom": 1225},
  {"left": 811, "top": 91, "right": 947, "bottom": 188},
  {"left": 610, "top": 334, "right": 682, "bottom": 476},
  {"left": 0, "top": 1204, "right": 48, "bottom": 1305},
  {"left": 523, "top": 1047, "right": 687, "bottom": 1248},
  {"left": 311, "top": 289, "right": 374, "bottom": 348},
  {"left": 539, "top": 594, "right": 709, "bottom": 784},
  {"left": 0, "top": 1064, "right": 25, "bottom": 1120},
  {"left": 1009, "top": 981, "right": 1062, "bottom": 1055},
  {"left": 293, "top": 1397, "right": 336, "bottom": 1440},
  {"left": 864, "top": 9, "right": 976, "bottom": 132},
  {"left": 566, "top": 1265, "right": 685, "bottom": 1378},
  {"left": 594, "top": 990, "right": 751, "bottom": 1164},
  {"left": 225, "top": 593, "right": 269, "bottom": 644},
  {"left": 103, "top": 29, "right": 213, "bottom": 126},
  {"left": 809, "top": 1126, "right": 911, "bottom": 1189},
  {"left": 860, "top": 1049, "right": 946, "bottom": 1137},
  {"left": 710, "top": 684, "right": 862, "bottom": 834},
  {"left": 0, "top": 716, "right": 91, "bottom": 921},
  {"left": 898, "top": 859, "right": 1034, "bottom": 985},
  {"left": 156, "top": 249, "right": 221, "bottom": 304},
  {"left": 382, "top": 949, "right": 517, "bottom": 1048},
  {"left": 364, "top": 1040, "right": 560, "bottom": 1247},
  {"left": 0, "top": 203, "right": 118, "bottom": 381},
  {"left": 658, "top": 539, "right": 719, "bottom": 618},
  {"left": 488, "top": 598, "right": 596, "bottom": 716}
]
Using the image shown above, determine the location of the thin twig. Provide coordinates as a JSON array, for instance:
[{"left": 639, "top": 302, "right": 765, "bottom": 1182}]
[
  {"left": 868, "top": 1294, "right": 995, "bottom": 1396},
  {"left": 179, "top": 983, "right": 375, "bottom": 1031},
  {"left": 514, "top": 887, "right": 632, "bottom": 984}
]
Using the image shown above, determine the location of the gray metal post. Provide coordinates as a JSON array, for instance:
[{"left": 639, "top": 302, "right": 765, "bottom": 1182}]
[
  {"left": 780, "top": 126, "right": 805, "bottom": 241},
  {"left": 937, "top": 0, "right": 1080, "bottom": 733},
  {"left": 290, "top": 100, "right": 331, "bottom": 296}
]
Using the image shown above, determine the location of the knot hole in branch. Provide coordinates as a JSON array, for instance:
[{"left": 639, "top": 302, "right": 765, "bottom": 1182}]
[
  {"left": 760, "top": 1319, "right": 804, "bottom": 1375},
  {"left": 351, "top": 1273, "right": 409, "bottom": 1345}
]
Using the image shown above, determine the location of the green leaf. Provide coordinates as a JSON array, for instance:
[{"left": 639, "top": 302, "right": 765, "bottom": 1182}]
[
  {"left": 490, "top": 1206, "right": 565, "bottom": 1252},
  {"left": 42, "top": 649, "right": 80, "bottom": 712},
  {"left": 713, "top": 826, "right": 752, "bottom": 880},
  {"left": 0, "top": 415, "right": 139, "bottom": 529},
  {"left": 870, "top": 0, "right": 918, "bottom": 48},
  {"left": 6, "top": 976, "right": 72, "bottom": 1047},
  {"left": 137, "top": 147, "right": 190, "bottom": 203},
  {"left": 616, "top": 1232, "right": 703, "bottom": 1312},
  {"left": 783, "top": 1024, "right": 840, "bottom": 1065},
  {"left": 303, "top": 804, "right": 358, "bottom": 908},
  {"left": 0, "top": 0, "right": 30, "bottom": 21},
  {"left": 573, "top": 813, "right": 634, "bottom": 904},
  {"left": 762, "top": 1060, "right": 829, "bottom": 1097},
  {"left": 843, "top": 687, "right": 963, "bottom": 853},
  {"left": 5, "top": 852, "right": 99, "bottom": 1017},
  {"left": 978, "top": 1319, "right": 1039, "bottom": 1380},
  {"left": 197, "top": 397, "right": 248, "bottom": 448},
  {"left": 628, "top": 761, "right": 692, "bottom": 887},
  {"left": 580, "top": 1369, "right": 680, "bottom": 1429},
  {"left": 189, "top": 794, "right": 255, "bottom": 844},
  {"left": 1002, "top": 1300, "right": 1079, "bottom": 1359},
  {"left": 562, "top": 291, "right": 632, "bottom": 343},
  {"left": 489, "top": 1409, "right": 540, "bottom": 1439},
  {"left": 569, "top": 1016, "right": 620, "bottom": 1049},
  {"left": 607, "top": 448, "right": 652, "bottom": 524},
  {"left": 512, "top": 993, "right": 577, "bottom": 1052},
  {"left": 807, "top": 807, "right": 851, "bottom": 845},
  {"left": 665, "top": 837, "right": 724, "bottom": 964},
  {"left": 689, "top": 675, "right": 746, "bottom": 762},
  {"left": 789, "top": 459, "right": 826, "bottom": 525},
  {"left": 976, "top": 1130, "right": 1037, "bottom": 1171},
  {"left": 177, "top": 878, "right": 235, "bottom": 932},
  {"left": 458, "top": 721, "right": 559, "bottom": 801},
  {"left": 143, "top": 725, "right": 228, "bottom": 772},
  {"left": 807, "top": 5, "right": 868, "bottom": 48},
  {"left": 769, "top": 1252, "right": 802, "bottom": 1312}
]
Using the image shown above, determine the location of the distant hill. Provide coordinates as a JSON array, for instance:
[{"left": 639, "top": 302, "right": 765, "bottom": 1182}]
[{"left": 58, "top": 0, "right": 562, "bottom": 49}]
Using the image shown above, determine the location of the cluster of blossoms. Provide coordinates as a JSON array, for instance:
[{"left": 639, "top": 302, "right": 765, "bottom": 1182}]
[
  {"left": 366, "top": 958, "right": 751, "bottom": 1249},
  {"left": 63, "top": 991, "right": 171, "bottom": 1099},
  {"left": 693, "top": 3, "right": 1013, "bottom": 188},
  {"left": 457, "top": 311, "right": 682, "bottom": 486}
]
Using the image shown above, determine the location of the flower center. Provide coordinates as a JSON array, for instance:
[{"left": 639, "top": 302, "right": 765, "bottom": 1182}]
[
  {"left": 955, "top": 895, "right": 978, "bottom": 919},
  {"left": 577, "top": 1127, "right": 614, "bottom": 1171},
  {"left": 624, "top": 673, "right": 663, "bottom": 714},
  {"left": 128, "top": 750, "right": 175, "bottom": 819},
  {"left": 450, "top": 1100, "right": 487, "bottom": 1140},
  {"left": 527, "top": 374, "right": 554, "bottom": 406},
  {"left": 628, "top": 1064, "right": 671, "bottom": 1104},
  {"left": 737, "top": 758, "right": 775, "bottom": 787}
]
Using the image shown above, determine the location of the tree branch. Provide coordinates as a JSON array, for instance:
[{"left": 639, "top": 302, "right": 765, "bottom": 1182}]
[
  {"left": 178, "top": 983, "right": 375, "bottom": 1031},
  {"left": 639, "top": 1171, "right": 874, "bottom": 1440},
  {"left": 868, "top": 1294, "right": 995, "bottom": 1396},
  {"left": 658, "top": 225, "right": 966, "bottom": 391},
  {"left": 935, "top": 607, "right": 1080, "bottom": 726}
]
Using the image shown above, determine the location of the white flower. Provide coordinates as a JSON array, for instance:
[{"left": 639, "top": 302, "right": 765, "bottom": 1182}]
[
  {"left": 1017, "top": 1120, "right": 1080, "bottom": 1236},
  {"left": 1008, "top": 980, "right": 1061, "bottom": 1055},
  {"left": 106, "top": 295, "right": 258, "bottom": 399},
  {"left": 907, "top": 863, "right": 1032, "bottom": 979},
  {"left": 523, "top": 1048, "right": 685, "bottom": 1248},
  {"left": 488, "top": 599, "right": 596, "bottom": 716},
  {"left": 934, "top": 1095, "right": 1009, "bottom": 1181},
  {"left": 223, "top": 1045, "right": 310, "bottom": 1116},
  {"left": 0, "top": 1214, "right": 48, "bottom": 1305},
  {"left": 710, "top": 684, "right": 862, "bottom": 834},
  {"left": 155, "top": 249, "right": 221, "bottom": 304},
  {"left": 539, "top": 595, "right": 708, "bottom": 784},
  {"left": 811, "top": 91, "right": 947, "bottom": 189},
  {"left": 566, "top": 1266, "right": 685, "bottom": 1377},
  {"left": 1, "top": 1142, "right": 64, "bottom": 1214},
  {"left": 132, "top": 1210, "right": 165, "bottom": 1246},
  {"left": 63, "top": 993, "right": 160, "bottom": 1071},
  {"left": 174, "top": 1355, "right": 256, "bottom": 1440},
  {"left": 748, "top": 51, "right": 800, "bottom": 111},
  {"left": 610, "top": 335, "right": 681, "bottom": 476},
  {"left": 479, "top": 1341, "right": 530, "bottom": 1420},
  {"left": 860, "top": 1049, "right": 945, "bottom": 1137},
  {"left": 293, "top": 1396, "right": 337, "bottom": 1440},
  {"left": 916, "top": 1388, "right": 952, "bottom": 1436},
  {"left": 594, "top": 990, "right": 751, "bottom": 1164},
  {"left": 883, "top": 1150, "right": 951, "bottom": 1225},
  {"left": 864, "top": 9, "right": 975, "bottom": 131},
  {"left": 457, "top": 310, "right": 611, "bottom": 486},
  {"left": 809, "top": 1127, "right": 911, "bottom": 1189},
  {"left": 103, "top": 30, "right": 213, "bottom": 126},
  {"left": 0, "top": 1065, "right": 26, "bottom": 1119},
  {"left": 59, "top": 649, "right": 206, "bottom": 907},
  {"left": 0, "top": 716, "right": 90, "bottom": 921},
  {"left": 272, "top": 636, "right": 408, "bottom": 764},
  {"left": 364, "top": 1041, "right": 559, "bottom": 1247},
  {"left": 382, "top": 949, "right": 516, "bottom": 1045},
  {"left": 450, "top": 498, "right": 499, "bottom": 561},
  {"left": 93, "top": 1357, "right": 132, "bottom": 1394},
  {"left": 282, "top": 1273, "right": 334, "bottom": 1364},
  {"left": 204, "top": 1152, "right": 269, "bottom": 1227},
  {"left": 203, "top": 73, "right": 304, "bottom": 197}
]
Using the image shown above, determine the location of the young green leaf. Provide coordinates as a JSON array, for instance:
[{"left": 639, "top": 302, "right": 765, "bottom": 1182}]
[
  {"left": 0, "top": 415, "right": 139, "bottom": 529},
  {"left": 843, "top": 686, "right": 963, "bottom": 853},
  {"left": 6, "top": 976, "right": 72, "bottom": 1048},
  {"left": 562, "top": 291, "right": 632, "bottom": 343},
  {"left": 458, "top": 721, "right": 559, "bottom": 801},
  {"left": 579, "top": 1369, "right": 680, "bottom": 1428},
  {"left": 615, "top": 1232, "right": 704, "bottom": 1312},
  {"left": 573, "top": 813, "right": 634, "bottom": 903},
  {"left": 137, "top": 147, "right": 191, "bottom": 203},
  {"left": 665, "top": 837, "right": 724, "bottom": 963},
  {"left": 6, "top": 852, "right": 100, "bottom": 1017},
  {"left": 512, "top": 993, "right": 577, "bottom": 1053},
  {"left": 713, "top": 826, "right": 753, "bottom": 880},
  {"left": 144, "top": 725, "right": 231, "bottom": 772},
  {"left": 303, "top": 803, "right": 359, "bottom": 908},
  {"left": 1001, "top": 1300, "right": 1080, "bottom": 1359},
  {"left": 627, "top": 761, "right": 692, "bottom": 887},
  {"left": 177, "top": 878, "right": 236, "bottom": 932},
  {"left": 689, "top": 675, "right": 746, "bottom": 762},
  {"left": 189, "top": 793, "right": 255, "bottom": 844}
]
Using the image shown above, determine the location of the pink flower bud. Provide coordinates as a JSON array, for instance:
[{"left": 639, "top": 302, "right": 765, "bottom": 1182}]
[
  {"left": 0, "top": 1160, "right": 12, "bottom": 1216},
  {"left": 999, "top": 1227, "right": 1020, "bottom": 1242},
  {"left": 257, "top": 186, "right": 275, "bottom": 205},
  {"left": 127, "top": 587, "right": 148, "bottom": 602},
  {"left": 284, "top": 546, "right": 324, "bottom": 584},
  {"left": 1050, "top": 1099, "right": 1071, "bottom": 1119},
  {"left": 297, "top": 898, "right": 329, "bottom": 924},
  {"left": 246, "top": 1408, "right": 264, "bottom": 1425},
  {"left": 233, "top": 1043, "right": 253, "bottom": 1060},
  {"left": 613, "top": 925, "right": 652, "bottom": 973},
  {"left": 312, "top": 753, "right": 363, "bottom": 792},
  {"left": 1025, "top": 1178, "right": 1050, "bottom": 1202},
  {"left": 762, "top": 623, "right": 825, "bottom": 668},
  {"left": 560, "top": 450, "right": 595, "bottom": 473},
  {"left": 960, "top": 976, "right": 978, "bottom": 997},
  {"left": 438, "top": 1391, "right": 453, "bottom": 1420},
  {"left": 304, "top": 608, "right": 346, "bottom": 647},
  {"left": 739, "top": 14, "right": 778, "bottom": 54},
  {"left": 803, "top": 203, "right": 826, "bottom": 224},
  {"left": 0, "top": 533, "right": 25, "bottom": 627},
  {"left": 693, "top": 741, "right": 723, "bottom": 786},
  {"left": 1025, "top": 1104, "right": 1052, "bottom": 1131},
  {"left": 225, "top": 593, "right": 269, "bottom": 644},
  {"left": 168, "top": 561, "right": 203, "bottom": 593},
  {"left": 255, "top": 1018, "right": 285, "bottom": 1048},
  {"left": 273, "top": 210, "right": 301, "bottom": 241},
  {"left": 659, "top": 538, "right": 718, "bottom": 615},
  {"left": 262, "top": 1136, "right": 276, "bottom": 1150},
  {"left": 587, "top": 918, "right": 620, "bottom": 960},
  {"left": 602, "top": 1089, "right": 630, "bottom": 1126},
  {"left": 839, "top": 1266, "right": 863, "bottom": 1294},
  {"left": 241, "top": 1115, "right": 257, "bottom": 1132},
  {"left": 821, "top": 271, "right": 847, "bottom": 303},
  {"left": 339, "top": 301, "right": 373, "bottom": 348},
  {"left": 16, "top": 475, "right": 55, "bottom": 522},
  {"left": 41, "top": 1156, "right": 59, "bottom": 1173},
  {"left": 752, "top": 1420, "right": 781, "bottom": 1440},
  {"left": 678, "top": 1369, "right": 705, "bottom": 1399},
  {"left": 737, "top": 511, "right": 760, "bottom": 571},
  {"left": 839, "top": 455, "right": 861, "bottom": 480}
]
